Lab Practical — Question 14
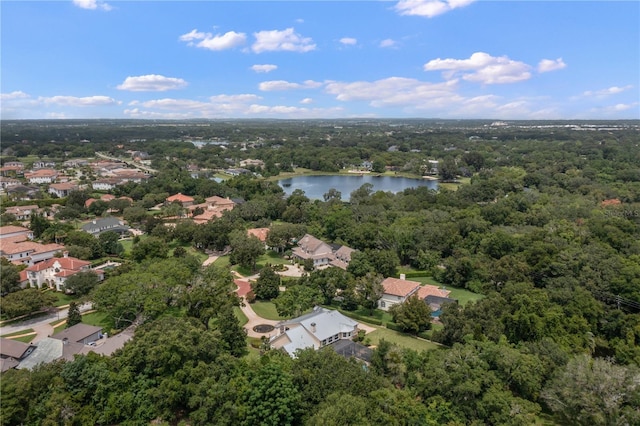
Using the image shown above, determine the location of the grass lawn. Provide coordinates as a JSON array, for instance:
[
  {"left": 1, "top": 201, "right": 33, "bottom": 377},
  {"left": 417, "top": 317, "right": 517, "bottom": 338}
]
[
  {"left": 412, "top": 276, "right": 484, "bottom": 307},
  {"left": 81, "top": 311, "right": 111, "bottom": 328},
  {"left": 257, "top": 251, "right": 290, "bottom": 267},
  {"left": 250, "top": 301, "right": 283, "bottom": 321},
  {"left": 439, "top": 177, "right": 471, "bottom": 191},
  {"left": 51, "top": 321, "right": 67, "bottom": 334},
  {"left": 213, "top": 255, "right": 230, "bottom": 268},
  {"left": 49, "top": 291, "right": 80, "bottom": 307},
  {"left": 1, "top": 329, "right": 36, "bottom": 343},
  {"left": 352, "top": 307, "right": 394, "bottom": 324},
  {"left": 234, "top": 306, "right": 248, "bottom": 327},
  {"left": 365, "top": 327, "right": 443, "bottom": 352}
]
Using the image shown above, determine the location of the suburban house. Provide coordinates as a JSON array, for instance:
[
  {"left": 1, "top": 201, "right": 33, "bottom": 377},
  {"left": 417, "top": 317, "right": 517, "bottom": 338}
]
[
  {"left": 0, "top": 162, "right": 24, "bottom": 177},
  {"left": 52, "top": 323, "right": 103, "bottom": 345},
  {"left": 25, "top": 253, "right": 103, "bottom": 292},
  {"left": 3, "top": 205, "right": 39, "bottom": 221},
  {"left": 25, "top": 168, "right": 58, "bottom": 184},
  {"left": 0, "top": 338, "right": 36, "bottom": 372},
  {"left": 92, "top": 178, "right": 120, "bottom": 191},
  {"left": 48, "top": 182, "right": 79, "bottom": 198},
  {"left": 378, "top": 275, "right": 421, "bottom": 311},
  {"left": 292, "top": 234, "right": 335, "bottom": 267},
  {"left": 0, "top": 229, "right": 64, "bottom": 267},
  {"left": 0, "top": 177, "right": 21, "bottom": 190},
  {"left": 81, "top": 217, "right": 130, "bottom": 237},
  {"left": 17, "top": 338, "right": 85, "bottom": 371},
  {"left": 292, "top": 234, "right": 356, "bottom": 270},
  {"left": 247, "top": 227, "right": 269, "bottom": 247},
  {"left": 0, "top": 225, "right": 34, "bottom": 240},
  {"left": 190, "top": 196, "right": 237, "bottom": 224},
  {"left": 166, "top": 193, "right": 195, "bottom": 207},
  {"left": 6, "top": 185, "right": 40, "bottom": 200},
  {"left": 270, "top": 306, "right": 360, "bottom": 357}
]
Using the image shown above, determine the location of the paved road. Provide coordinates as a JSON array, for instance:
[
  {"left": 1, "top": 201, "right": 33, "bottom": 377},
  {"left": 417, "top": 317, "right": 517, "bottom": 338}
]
[{"left": 0, "top": 303, "right": 93, "bottom": 341}]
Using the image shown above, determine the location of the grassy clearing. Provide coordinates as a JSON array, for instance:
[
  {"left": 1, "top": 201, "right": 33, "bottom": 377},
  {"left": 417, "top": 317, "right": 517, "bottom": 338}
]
[
  {"left": 249, "top": 301, "right": 283, "bottom": 321},
  {"left": 50, "top": 292, "right": 80, "bottom": 307},
  {"left": 351, "top": 307, "right": 394, "bottom": 324},
  {"left": 365, "top": 327, "right": 443, "bottom": 352},
  {"left": 411, "top": 276, "right": 484, "bottom": 306},
  {"left": 81, "top": 311, "right": 111, "bottom": 328},
  {"left": 213, "top": 255, "right": 231, "bottom": 268},
  {"left": 439, "top": 177, "right": 471, "bottom": 191},
  {"left": 234, "top": 306, "right": 248, "bottom": 327}
]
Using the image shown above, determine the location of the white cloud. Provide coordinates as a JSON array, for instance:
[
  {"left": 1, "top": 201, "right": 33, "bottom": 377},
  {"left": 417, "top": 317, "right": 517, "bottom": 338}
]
[
  {"left": 117, "top": 75, "right": 188, "bottom": 92},
  {"left": 394, "top": 0, "right": 475, "bottom": 18},
  {"left": 538, "top": 58, "right": 567, "bottom": 73},
  {"left": 251, "top": 64, "right": 278, "bottom": 73},
  {"left": 582, "top": 85, "right": 634, "bottom": 97},
  {"left": 259, "top": 80, "right": 322, "bottom": 91},
  {"left": 198, "top": 31, "right": 247, "bottom": 51},
  {"left": 209, "top": 94, "right": 262, "bottom": 103},
  {"left": 300, "top": 98, "right": 313, "bottom": 104},
  {"left": 424, "top": 52, "right": 532, "bottom": 84},
  {"left": 325, "top": 77, "right": 459, "bottom": 106},
  {"left": 340, "top": 37, "right": 357, "bottom": 46},
  {"left": 379, "top": 39, "right": 398, "bottom": 49},
  {"left": 39, "top": 95, "right": 119, "bottom": 106},
  {"left": 252, "top": 28, "right": 316, "bottom": 53},
  {"left": 179, "top": 29, "right": 247, "bottom": 51},
  {"left": 0, "top": 91, "right": 30, "bottom": 100},
  {"left": 72, "top": 0, "right": 112, "bottom": 11}
]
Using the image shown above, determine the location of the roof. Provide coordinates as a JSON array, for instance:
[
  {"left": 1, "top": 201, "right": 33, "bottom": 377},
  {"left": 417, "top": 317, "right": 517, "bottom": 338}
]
[
  {"left": 82, "top": 330, "right": 134, "bottom": 356},
  {"left": 381, "top": 277, "right": 421, "bottom": 297},
  {"left": 0, "top": 225, "right": 31, "bottom": 236},
  {"left": 416, "top": 284, "right": 451, "bottom": 299},
  {"left": 298, "top": 234, "right": 333, "bottom": 255},
  {"left": 26, "top": 256, "right": 90, "bottom": 273},
  {"left": 330, "top": 339, "right": 373, "bottom": 362},
  {"left": 1, "top": 241, "right": 64, "bottom": 256},
  {"left": 49, "top": 182, "right": 78, "bottom": 190},
  {"left": 81, "top": 216, "right": 128, "bottom": 232},
  {"left": 51, "top": 323, "right": 102, "bottom": 343},
  {"left": 247, "top": 227, "right": 269, "bottom": 242},
  {"left": 279, "top": 306, "right": 358, "bottom": 342},
  {"left": 25, "top": 169, "right": 58, "bottom": 177},
  {"left": 17, "top": 338, "right": 84, "bottom": 370},
  {"left": 0, "top": 338, "right": 34, "bottom": 359},
  {"left": 166, "top": 193, "right": 194, "bottom": 203},
  {"left": 0, "top": 358, "right": 20, "bottom": 372},
  {"left": 282, "top": 325, "right": 319, "bottom": 355}
]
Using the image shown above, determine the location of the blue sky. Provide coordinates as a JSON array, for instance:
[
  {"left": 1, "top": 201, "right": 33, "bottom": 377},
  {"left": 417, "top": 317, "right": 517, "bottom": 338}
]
[{"left": 1, "top": 1, "right": 638, "bottom": 120}]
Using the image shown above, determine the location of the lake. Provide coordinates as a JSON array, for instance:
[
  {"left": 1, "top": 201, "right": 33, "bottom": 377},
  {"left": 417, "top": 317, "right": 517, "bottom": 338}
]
[{"left": 278, "top": 174, "right": 438, "bottom": 200}]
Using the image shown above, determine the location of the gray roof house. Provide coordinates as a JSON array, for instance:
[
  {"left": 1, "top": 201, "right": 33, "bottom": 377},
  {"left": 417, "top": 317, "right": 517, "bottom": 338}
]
[
  {"left": 52, "top": 323, "right": 103, "bottom": 345},
  {"left": 17, "top": 338, "right": 84, "bottom": 370},
  {"left": 81, "top": 217, "right": 130, "bottom": 236},
  {"left": 270, "top": 306, "right": 359, "bottom": 357},
  {"left": 0, "top": 338, "right": 36, "bottom": 372}
]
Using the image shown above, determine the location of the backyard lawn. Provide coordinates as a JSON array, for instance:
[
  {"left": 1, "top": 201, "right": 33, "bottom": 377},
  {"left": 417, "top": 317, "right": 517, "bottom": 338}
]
[
  {"left": 234, "top": 306, "right": 248, "bottom": 327},
  {"left": 249, "top": 301, "right": 283, "bottom": 321},
  {"left": 412, "top": 276, "right": 484, "bottom": 306},
  {"left": 365, "top": 327, "right": 443, "bottom": 352}
]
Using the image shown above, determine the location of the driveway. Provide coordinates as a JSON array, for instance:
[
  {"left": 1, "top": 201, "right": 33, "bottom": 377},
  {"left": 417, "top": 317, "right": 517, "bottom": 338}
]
[{"left": 0, "top": 303, "right": 93, "bottom": 342}]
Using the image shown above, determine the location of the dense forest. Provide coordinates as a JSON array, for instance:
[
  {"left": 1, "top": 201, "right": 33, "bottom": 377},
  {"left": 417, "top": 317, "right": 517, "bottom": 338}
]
[{"left": 1, "top": 119, "right": 639, "bottom": 425}]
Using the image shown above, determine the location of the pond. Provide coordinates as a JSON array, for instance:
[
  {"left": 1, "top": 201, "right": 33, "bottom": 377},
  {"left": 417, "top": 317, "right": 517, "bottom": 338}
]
[{"left": 278, "top": 174, "right": 438, "bottom": 200}]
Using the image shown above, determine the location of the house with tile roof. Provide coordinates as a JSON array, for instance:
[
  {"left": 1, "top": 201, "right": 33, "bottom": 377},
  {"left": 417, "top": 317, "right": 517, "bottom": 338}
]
[
  {"left": 0, "top": 233, "right": 64, "bottom": 266},
  {"left": 48, "top": 182, "right": 79, "bottom": 198},
  {"left": 0, "top": 225, "right": 33, "bottom": 240},
  {"left": 166, "top": 193, "right": 195, "bottom": 207},
  {"left": 4, "top": 205, "right": 40, "bottom": 221},
  {"left": 378, "top": 275, "right": 421, "bottom": 311},
  {"left": 25, "top": 168, "right": 58, "bottom": 184},
  {"left": 270, "top": 306, "right": 360, "bottom": 357},
  {"left": 25, "top": 253, "right": 102, "bottom": 291},
  {"left": 189, "top": 195, "right": 237, "bottom": 224}
]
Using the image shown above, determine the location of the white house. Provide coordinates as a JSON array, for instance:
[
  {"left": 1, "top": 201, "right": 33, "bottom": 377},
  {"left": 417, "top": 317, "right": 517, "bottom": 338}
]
[
  {"left": 25, "top": 253, "right": 102, "bottom": 292},
  {"left": 270, "top": 306, "right": 359, "bottom": 357},
  {"left": 25, "top": 169, "right": 58, "bottom": 184},
  {"left": 292, "top": 234, "right": 335, "bottom": 268},
  {"left": 378, "top": 275, "right": 421, "bottom": 311},
  {"left": 48, "top": 182, "right": 79, "bottom": 198}
]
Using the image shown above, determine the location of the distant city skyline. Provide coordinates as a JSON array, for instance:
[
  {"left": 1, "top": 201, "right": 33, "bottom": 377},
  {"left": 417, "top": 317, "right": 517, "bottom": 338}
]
[{"left": 1, "top": 1, "right": 638, "bottom": 120}]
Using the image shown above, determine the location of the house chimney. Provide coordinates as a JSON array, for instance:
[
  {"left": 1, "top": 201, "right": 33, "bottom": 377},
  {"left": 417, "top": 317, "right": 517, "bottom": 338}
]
[
  {"left": 310, "top": 322, "right": 316, "bottom": 333},
  {"left": 62, "top": 337, "right": 69, "bottom": 345},
  {"left": 63, "top": 251, "right": 69, "bottom": 258},
  {"left": 400, "top": 273, "right": 406, "bottom": 280}
]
